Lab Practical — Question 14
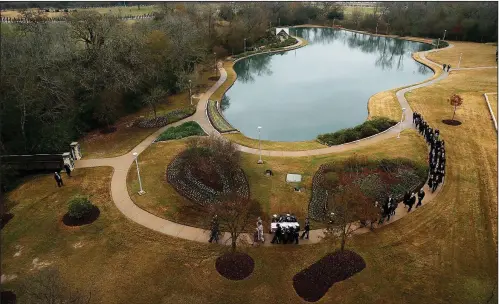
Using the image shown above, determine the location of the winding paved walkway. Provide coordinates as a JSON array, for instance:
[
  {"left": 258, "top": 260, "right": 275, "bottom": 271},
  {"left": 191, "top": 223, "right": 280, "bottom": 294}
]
[{"left": 75, "top": 37, "right": 496, "bottom": 247}]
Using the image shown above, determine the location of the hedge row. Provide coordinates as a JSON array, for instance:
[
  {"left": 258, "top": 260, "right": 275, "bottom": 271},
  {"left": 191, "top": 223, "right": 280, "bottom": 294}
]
[
  {"left": 317, "top": 117, "right": 397, "bottom": 146},
  {"left": 232, "top": 37, "right": 298, "bottom": 60},
  {"left": 156, "top": 121, "right": 206, "bottom": 141},
  {"left": 207, "top": 100, "right": 237, "bottom": 133}
]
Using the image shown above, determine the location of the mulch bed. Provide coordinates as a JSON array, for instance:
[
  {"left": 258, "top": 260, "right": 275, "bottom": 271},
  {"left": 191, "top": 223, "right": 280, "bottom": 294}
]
[
  {"left": 215, "top": 252, "right": 255, "bottom": 280},
  {"left": 1, "top": 213, "right": 14, "bottom": 230},
  {"left": 293, "top": 250, "right": 366, "bottom": 302},
  {"left": 62, "top": 205, "right": 100, "bottom": 227},
  {"left": 442, "top": 119, "right": 462, "bottom": 126},
  {"left": 1, "top": 291, "right": 16, "bottom": 304},
  {"left": 99, "top": 126, "right": 117, "bottom": 134}
]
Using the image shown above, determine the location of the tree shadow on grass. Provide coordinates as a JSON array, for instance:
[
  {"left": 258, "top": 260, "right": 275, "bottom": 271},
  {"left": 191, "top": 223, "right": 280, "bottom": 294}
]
[
  {"left": 293, "top": 250, "right": 366, "bottom": 302},
  {"left": 442, "top": 119, "right": 462, "bottom": 126},
  {"left": 62, "top": 206, "right": 100, "bottom": 227}
]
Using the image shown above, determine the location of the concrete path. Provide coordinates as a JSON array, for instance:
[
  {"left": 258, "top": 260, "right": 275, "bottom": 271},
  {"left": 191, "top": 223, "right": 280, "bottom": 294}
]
[{"left": 75, "top": 38, "right": 459, "bottom": 246}]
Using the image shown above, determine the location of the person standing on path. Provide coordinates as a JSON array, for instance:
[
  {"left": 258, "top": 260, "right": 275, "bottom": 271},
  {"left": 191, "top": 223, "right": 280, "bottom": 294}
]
[
  {"left": 208, "top": 215, "right": 219, "bottom": 243},
  {"left": 271, "top": 224, "right": 282, "bottom": 244},
  {"left": 301, "top": 218, "right": 310, "bottom": 239},
  {"left": 443, "top": 63, "right": 447, "bottom": 71},
  {"left": 257, "top": 221, "right": 264, "bottom": 243},
  {"left": 416, "top": 189, "right": 425, "bottom": 208},
  {"left": 408, "top": 192, "right": 416, "bottom": 212},
  {"left": 447, "top": 64, "right": 451, "bottom": 72},
  {"left": 64, "top": 164, "right": 72, "bottom": 177},
  {"left": 54, "top": 172, "right": 63, "bottom": 187}
]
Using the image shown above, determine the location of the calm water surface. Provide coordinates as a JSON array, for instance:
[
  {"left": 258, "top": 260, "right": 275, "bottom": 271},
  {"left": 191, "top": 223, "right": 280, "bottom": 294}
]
[{"left": 221, "top": 27, "right": 433, "bottom": 141}]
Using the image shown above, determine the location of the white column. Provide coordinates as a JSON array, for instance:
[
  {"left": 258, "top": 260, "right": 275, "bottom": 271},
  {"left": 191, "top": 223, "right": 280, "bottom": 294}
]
[
  {"left": 189, "top": 80, "right": 192, "bottom": 105},
  {"left": 133, "top": 152, "right": 146, "bottom": 195},
  {"left": 458, "top": 53, "right": 462, "bottom": 69}
]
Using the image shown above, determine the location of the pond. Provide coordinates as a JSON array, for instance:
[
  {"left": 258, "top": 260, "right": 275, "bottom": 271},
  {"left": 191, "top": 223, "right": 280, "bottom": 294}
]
[{"left": 221, "top": 27, "right": 434, "bottom": 142}]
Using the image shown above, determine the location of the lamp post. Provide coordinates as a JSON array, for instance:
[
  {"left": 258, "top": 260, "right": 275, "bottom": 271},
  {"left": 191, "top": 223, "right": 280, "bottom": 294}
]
[
  {"left": 243, "top": 38, "right": 246, "bottom": 53},
  {"left": 397, "top": 108, "right": 406, "bottom": 139},
  {"left": 443, "top": 29, "right": 447, "bottom": 41},
  {"left": 132, "top": 152, "right": 145, "bottom": 195},
  {"left": 214, "top": 52, "right": 217, "bottom": 77},
  {"left": 436, "top": 38, "right": 440, "bottom": 49},
  {"left": 458, "top": 53, "right": 462, "bottom": 69},
  {"left": 188, "top": 79, "right": 192, "bottom": 105},
  {"left": 257, "top": 126, "right": 263, "bottom": 164},
  {"left": 278, "top": 17, "right": 280, "bottom": 26}
]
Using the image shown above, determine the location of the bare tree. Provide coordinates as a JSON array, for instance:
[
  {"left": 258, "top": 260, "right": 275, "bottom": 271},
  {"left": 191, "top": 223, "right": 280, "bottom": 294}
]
[
  {"left": 143, "top": 87, "right": 168, "bottom": 119},
  {"left": 20, "top": 267, "right": 92, "bottom": 304},
  {"left": 449, "top": 93, "right": 463, "bottom": 121},
  {"left": 209, "top": 195, "right": 261, "bottom": 252}
]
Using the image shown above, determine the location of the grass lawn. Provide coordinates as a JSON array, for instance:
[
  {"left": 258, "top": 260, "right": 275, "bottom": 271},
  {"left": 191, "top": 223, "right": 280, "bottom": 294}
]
[
  {"left": 426, "top": 41, "right": 498, "bottom": 68},
  {"left": 0, "top": 5, "right": 158, "bottom": 18},
  {"left": 223, "top": 133, "right": 326, "bottom": 151},
  {"left": 127, "top": 129, "right": 427, "bottom": 230},
  {"left": 367, "top": 89, "right": 401, "bottom": 121},
  {"left": 487, "top": 93, "right": 498, "bottom": 121},
  {"left": 79, "top": 67, "right": 218, "bottom": 159}
]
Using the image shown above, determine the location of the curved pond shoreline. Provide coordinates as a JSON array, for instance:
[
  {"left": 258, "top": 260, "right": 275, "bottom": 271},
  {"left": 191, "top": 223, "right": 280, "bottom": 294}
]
[{"left": 216, "top": 26, "right": 439, "bottom": 148}]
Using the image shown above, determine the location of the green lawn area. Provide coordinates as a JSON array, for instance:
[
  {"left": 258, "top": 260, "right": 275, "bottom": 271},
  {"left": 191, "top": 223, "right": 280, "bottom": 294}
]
[
  {"left": 127, "top": 129, "right": 427, "bottom": 230},
  {"left": 156, "top": 121, "right": 206, "bottom": 141},
  {"left": 79, "top": 67, "right": 218, "bottom": 159}
]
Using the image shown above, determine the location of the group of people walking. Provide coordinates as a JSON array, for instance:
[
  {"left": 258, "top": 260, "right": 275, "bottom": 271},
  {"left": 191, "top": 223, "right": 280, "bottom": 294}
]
[
  {"left": 53, "top": 164, "right": 72, "bottom": 187},
  {"left": 414, "top": 111, "right": 446, "bottom": 193},
  {"left": 442, "top": 63, "right": 452, "bottom": 72}
]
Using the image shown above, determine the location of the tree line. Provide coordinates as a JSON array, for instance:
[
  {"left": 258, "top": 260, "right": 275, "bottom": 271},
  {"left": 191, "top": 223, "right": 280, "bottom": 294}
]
[{"left": 1, "top": 2, "right": 497, "bottom": 156}]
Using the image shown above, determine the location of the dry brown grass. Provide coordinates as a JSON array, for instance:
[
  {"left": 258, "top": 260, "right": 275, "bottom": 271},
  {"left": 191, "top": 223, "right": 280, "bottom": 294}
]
[
  {"left": 426, "top": 41, "right": 498, "bottom": 68},
  {"left": 223, "top": 133, "right": 325, "bottom": 151},
  {"left": 367, "top": 89, "right": 402, "bottom": 121},
  {"left": 0, "top": 5, "right": 157, "bottom": 18},
  {"left": 79, "top": 68, "right": 218, "bottom": 159},
  {"left": 127, "top": 129, "right": 427, "bottom": 229}
]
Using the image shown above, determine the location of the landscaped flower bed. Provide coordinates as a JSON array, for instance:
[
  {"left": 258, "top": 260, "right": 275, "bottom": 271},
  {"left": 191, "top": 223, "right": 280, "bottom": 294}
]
[
  {"left": 207, "top": 100, "right": 237, "bottom": 133},
  {"left": 134, "top": 107, "right": 196, "bottom": 128},
  {"left": 156, "top": 121, "right": 206, "bottom": 142},
  {"left": 166, "top": 147, "right": 249, "bottom": 206},
  {"left": 317, "top": 117, "right": 397, "bottom": 146},
  {"left": 308, "top": 157, "right": 428, "bottom": 221},
  {"left": 232, "top": 37, "right": 298, "bottom": 60}
]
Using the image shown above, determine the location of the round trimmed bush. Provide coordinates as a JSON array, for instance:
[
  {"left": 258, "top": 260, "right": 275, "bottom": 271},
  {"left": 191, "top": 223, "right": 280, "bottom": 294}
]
[{"left": 67, "top": 196, "right": 93, "bottom": 219}]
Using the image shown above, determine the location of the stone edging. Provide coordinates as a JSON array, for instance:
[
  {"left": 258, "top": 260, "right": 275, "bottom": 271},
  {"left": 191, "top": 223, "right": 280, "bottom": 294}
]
[{"left": 484, "top": 93, "right": 498, "bottom": 131}]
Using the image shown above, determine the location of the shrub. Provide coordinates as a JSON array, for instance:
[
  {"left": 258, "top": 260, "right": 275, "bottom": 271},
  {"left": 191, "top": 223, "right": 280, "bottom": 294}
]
[
  {"left": 156, "top": 121, "right": 206, "bottom": 141},
  {"left": 317, "top": 117, "right": 396, "bottom": 146},
  {"left": 67, "top": 196, "right": 93, "bottom": 219}
]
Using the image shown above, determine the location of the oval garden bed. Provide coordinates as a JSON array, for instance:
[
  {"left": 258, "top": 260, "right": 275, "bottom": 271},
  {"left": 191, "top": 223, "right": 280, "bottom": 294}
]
[
  {"left": 308, "top": 156, "right": 428, "bottom": 221},
  {"left": 293, "top": 250, "right": 366, "bottom": 302},
  {"left": 215, "top": 252, "right": 255, "bottom": 280},
  {"left": 166, "top": 137, "right": 250, "bottom": 206}
]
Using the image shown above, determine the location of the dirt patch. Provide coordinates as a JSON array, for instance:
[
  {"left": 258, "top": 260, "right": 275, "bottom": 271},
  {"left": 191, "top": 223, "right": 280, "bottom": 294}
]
[
  {"left": 442, "top": 119, "right": 462, "bottom": 126},
  {"left": 215, "top": 252, "right": 254, "bottom": 280},
  {"left": 73, "top": 241, "right": 84, "bottom": 249},
  {"left": 208, "top": 76, "right": 220, "bottom": 81},
  {"left": 62, "top": 205, "right": 100, "bottom": 227},
  {"left": 30, "top": 258, "right": 52, "bottom": 271},
  {"left": 1, "top": 274, "right": 18, "bottom": 283},
  {"left": 13, "top": 245, "right": 23, "bottom": 257},
  {"left": 1, "top": 213, "right": 14, "bottom": 229},
  {"left": 0, "top": 291, "right": 16, "bottom": 304},
  {"left": 293, "top": 250, "right": 366, "bottom": 302},
  {"left": 99, "top": 126, "right": 117, "bottom": 134}
]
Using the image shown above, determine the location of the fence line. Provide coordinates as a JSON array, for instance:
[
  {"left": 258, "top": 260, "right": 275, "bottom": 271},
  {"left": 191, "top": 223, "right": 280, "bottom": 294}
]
[{"left": 484, "top": 93, "right": 498, "bottom": 132}]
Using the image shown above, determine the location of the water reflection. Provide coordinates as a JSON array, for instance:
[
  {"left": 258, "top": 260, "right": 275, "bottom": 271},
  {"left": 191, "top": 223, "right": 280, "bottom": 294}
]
[{"left": 223, "top": 28, "right": 434, "bottom": 141}]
